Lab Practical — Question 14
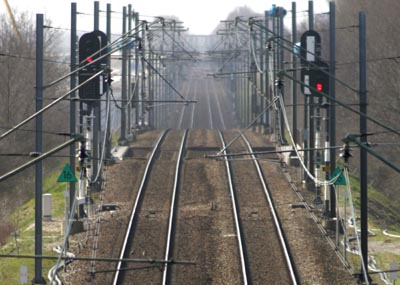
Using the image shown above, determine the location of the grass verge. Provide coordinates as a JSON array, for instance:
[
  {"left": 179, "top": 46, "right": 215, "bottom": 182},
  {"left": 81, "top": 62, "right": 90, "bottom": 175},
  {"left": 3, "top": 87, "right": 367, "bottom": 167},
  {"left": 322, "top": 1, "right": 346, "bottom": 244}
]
[{"left": 0, "top": 164, "right": 71, "bottom": 283}]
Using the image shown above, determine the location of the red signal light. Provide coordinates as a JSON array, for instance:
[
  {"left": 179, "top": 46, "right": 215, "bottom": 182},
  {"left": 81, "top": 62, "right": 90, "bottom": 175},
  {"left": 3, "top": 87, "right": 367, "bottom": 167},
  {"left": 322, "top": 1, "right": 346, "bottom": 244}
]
[
  {"left": 316, "top": 82, "right": 323, "bottom": 92},
  {"left": 87, "top": 57, "right": 93, "bottom": 63}
]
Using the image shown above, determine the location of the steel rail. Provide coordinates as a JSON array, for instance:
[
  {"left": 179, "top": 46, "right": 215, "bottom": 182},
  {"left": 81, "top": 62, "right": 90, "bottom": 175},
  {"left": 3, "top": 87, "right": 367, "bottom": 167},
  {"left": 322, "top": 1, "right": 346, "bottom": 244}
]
[
  {"left": 177, "top": 107, "right": 185, "bottom": 130},
  {"left": 211, "top": 80, "right": 226, "bottom": 130},
  {"left": 207, "top": 79, "right": 214, "bottom": 129},
  {"left": 240, "top": 133, "right": 299, "bottom": 285},
  {"left": 177, "top": 85, "right": 188, "bottom": 129},
  {"left": 279, "top": 170, "right": 354, "bottom": 275},
  {"left": 178, "top": 82, "right": 191, "bottom": 130},
  {"left": 190, "top": 82, "right": 197, "bottom": 129},
  {"left": 178, "top": 78, "right": 197, "bottom": 129},
  {"left": 112, "top": 130, "right": 168, "bottom": 285},
  {"left": 162, "top": 130, "right": 188, "bottom": 284},
  {"left": 218, "top": 131, "right": 249, "bottom": 284}
]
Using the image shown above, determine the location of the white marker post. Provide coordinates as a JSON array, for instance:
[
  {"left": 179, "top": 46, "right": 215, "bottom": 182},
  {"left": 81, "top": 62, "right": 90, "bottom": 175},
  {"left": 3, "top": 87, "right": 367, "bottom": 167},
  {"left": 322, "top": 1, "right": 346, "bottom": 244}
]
[
  {"left": 390, "top": 261, "right": 398, "bottom": 284},
  {"left": 20, "top": 265, "right": 28, "bottom": 284}
]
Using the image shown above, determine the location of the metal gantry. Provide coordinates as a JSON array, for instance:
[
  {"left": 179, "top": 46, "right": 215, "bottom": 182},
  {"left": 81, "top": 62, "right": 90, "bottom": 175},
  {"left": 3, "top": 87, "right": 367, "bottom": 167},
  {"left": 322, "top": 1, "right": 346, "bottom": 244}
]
[{"left": 2, "top": 1, "right": 400, "bottom": 284}]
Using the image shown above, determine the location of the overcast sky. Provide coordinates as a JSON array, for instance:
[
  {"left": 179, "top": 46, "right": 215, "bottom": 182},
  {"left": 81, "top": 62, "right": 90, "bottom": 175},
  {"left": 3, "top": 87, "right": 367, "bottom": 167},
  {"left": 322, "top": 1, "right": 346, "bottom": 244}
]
[{"left": 6, "top": 0, "right": 330, "bottom": 35}]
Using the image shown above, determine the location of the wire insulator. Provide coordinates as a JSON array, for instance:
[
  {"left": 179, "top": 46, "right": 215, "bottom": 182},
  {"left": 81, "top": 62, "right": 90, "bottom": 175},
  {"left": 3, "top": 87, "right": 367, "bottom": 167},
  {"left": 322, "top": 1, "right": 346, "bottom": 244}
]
[{"left": 339, "top": 143, "right": 353, "bottom": 163}]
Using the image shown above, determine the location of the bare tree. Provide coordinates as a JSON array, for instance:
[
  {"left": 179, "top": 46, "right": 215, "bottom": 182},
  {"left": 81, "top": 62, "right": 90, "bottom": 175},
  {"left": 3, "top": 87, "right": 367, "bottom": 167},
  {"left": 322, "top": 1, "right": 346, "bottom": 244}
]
[
  {"left": 322, "top": 0, "right": 400, "bottom": 226},
  {"left": 0, "top": 11, "right": 69, "bottom": 219}
]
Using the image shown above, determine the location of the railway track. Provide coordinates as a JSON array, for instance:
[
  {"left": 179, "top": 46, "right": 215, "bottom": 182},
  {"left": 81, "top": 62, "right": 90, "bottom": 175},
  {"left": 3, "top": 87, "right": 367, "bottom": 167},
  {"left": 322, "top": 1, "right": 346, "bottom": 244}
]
[
  {"left": 172, "top": 61, "right": 236, "bottom": 131},
  {"left": 177, "top": 72, "right": 222, "bottom": 130},
  {"left": 178, "top": 76, "right": 196, "bottom": 130},
  {"left": 218, "top": 131, "right": 248, "bottom": 284},
  {"left": 209, "top": 79, "right": 227, "bottom": 130},
  {"left": 220, "top": 130, "right": 299, "bottom": 284},
  {"left": 167, "top": 129, "right": 242, "bottom": 284},
  {"left": 192, "top": 77, "right": 213, "bottom": 129},
  {"left": 112, "top": 129, "right": 187, "bottom": 284},
  {"left": 111, "top": 74, "right": 298, "bottom": 283},
  {"left": 66, "top": 61, "right": 331, "bottom": 284},
  {"left": 64, "top": 129, "right": 354, "bottom": 284}
]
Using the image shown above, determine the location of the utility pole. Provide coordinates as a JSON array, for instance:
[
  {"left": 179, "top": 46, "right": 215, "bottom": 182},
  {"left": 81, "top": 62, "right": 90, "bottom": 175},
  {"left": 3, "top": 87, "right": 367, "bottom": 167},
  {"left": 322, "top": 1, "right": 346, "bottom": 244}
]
[
  {"left": 34, "top": 13, "right": 45, "bottom": 285},
  {"left": 92, "top": 1, "right": 100, "bottom": 188},
  {"left": 162, "top": 24, "right": 169, "bottom": 128},
  {"left": 259, "top": 20, "right": 265, "bottom": 133},
  {"left": 308, "top": 0, "right": 315, "bottom": 183},
  {"left": 148, "top": 42, "right": 154, "bottom": 128},
  {"left": 154, "top": 52, "right": 158, "bottom": 128},
  {"left": 359, "top": 11, "right": 370, "bottom": 283},
  {"left": 270, "top": 11, "right": 279, "bottom": 139},
  {"left": 278, "top": 7, "right": 286, "bottom": 144},
  {"left": 127, "top": 4, "right": 132, "bottom": 138},
  {"left": 245, "top": 50, "right": 248, "bottom": 126},
  {"left": 69, "top": 2, "right": 77, "bottom": 219},
  {"left": 119, "top": 6, "right": 127, "bottom": 143},
  {"left": 140, "top": 20, "right": 146, "bottom": 126},
  {"left": 151, "top": 51, "right": 156, "bottom": 128},
  {"left": 105, "top": 3, "right": 112, "bottom": 160},
  {"left": 329, "top": 0, "right": 337, "bottom": 217},
  {"left": 250, "top": 28, "right": 256, "bottom": 130},
  {"left": 292, "top": 2, "right": 298, "bottom": 144},
  {"left": 134, "top": 12, "right": 140, "bottom": 129},
  {"left": 264, "top": 10, "right": 270, "bottom": 133},
  {"left": 158, "top": 52, "right": 161, "bottom": 129}
]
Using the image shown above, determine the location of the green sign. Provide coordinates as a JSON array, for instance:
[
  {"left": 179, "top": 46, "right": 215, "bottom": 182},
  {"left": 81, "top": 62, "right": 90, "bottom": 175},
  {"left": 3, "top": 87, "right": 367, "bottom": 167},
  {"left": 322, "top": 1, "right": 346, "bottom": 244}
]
[
  {"left": 57, "top": 164, "right": 77, "bottom": 183},
  {"left": 333, "top": 167, "right": 346, "bottom": 186}
]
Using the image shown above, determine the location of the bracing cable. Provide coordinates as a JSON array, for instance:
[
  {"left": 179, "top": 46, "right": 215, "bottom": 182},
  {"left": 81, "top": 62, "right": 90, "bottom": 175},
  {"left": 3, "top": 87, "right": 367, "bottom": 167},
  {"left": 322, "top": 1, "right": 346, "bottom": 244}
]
[
  {"left": 250, "top": 21, "right": 399, "bottom": 137},
  {"left": 89, "top": 166, "right": 108, "bottom": 280},
  {"left": 111, "top": 74, "right": 141, "bottom": 110},
  {"left": 208, "top": 37, "right": 225, "bottom": 54},
  {"left": 45, "top": 17, "right": 165, "bottom": 90},
  {"left": 266, "top": 49, "right": 285, "bottom": 145},
  {"left": 162, "top": 28, "right": 197, "bottom": 61},
  {"left": 344, "top": 168, "right": 370, "bottom": 285},
  {"left": 142, "top": 57, "right": 188, "bottom": 102},
  {"left": 126, "top": 74, "right": 140, "bottom": 108},
  {"left": 0, "top": 69, "right": 104, "bottom": 141},
  {"left": 110, "top": 87, "right": 122, "bottom": 110},
  {"left": 44, "top": 28, "right": 141, "bottom": 90},
  {"left": 88, "top": 86, "right": 111, "bottom": 184},
  {"left": 216, "top": 26, "right": 282, "bottom": 153},
  {"left": 275, "top": 80, "right": 286, "bottom": 145},
  {"left": 278, "top": 92, "right": 341, "bottom": 186},
  {"left": 214, "top": 26, "right": 249, "bottom": 73},
  {"left": 334, "top": 184, "right": 350, "bottom": 243},
  {"left": 234, "top": 25, "right": 249, "bottom": 48},
  {"left": 51, "top": 169, "right": 85, "bottom": 283},
  {"left": 283, "top": 71, "right": 400, "bottom": 138},
  {"left": 218, "top": 97, "right": 279, "bottom": 155},
  {"left": 226, "top": 19, "right": 400, "bottom": 137},
  {"left": 216, "top": 49, "right": 243, "bottom": 74},
  {"left": 179, "top": 33, "right": 201, "bottom": 55},
  {"left": 248, "top": 29, "right": 265, "bottom": 74},
  {"left": 250, "top": 21, "right": 359, "bottom": 95},
  {"left": 217, "top": 18, "right": 400, "bottom": 140}
]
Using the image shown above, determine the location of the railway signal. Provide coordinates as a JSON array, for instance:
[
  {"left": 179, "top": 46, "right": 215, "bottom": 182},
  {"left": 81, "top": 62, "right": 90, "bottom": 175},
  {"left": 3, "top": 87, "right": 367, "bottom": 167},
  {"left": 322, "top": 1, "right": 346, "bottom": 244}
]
[
  {"left": 309, "top": 60, "right": 330, "bottom": 97},
  {"left": 300, "top": 68, "right": 312, "bottom": 96},
  {"left": 301, "top": 63, "right": 330, "bottom": 97},
  {"left": 300, "top": 30, "right": 321, "bottom": 66},
  {"left": 78, "top": 30, "right": 109, "bottom": 103},
  {"left": 300, "top": 30, "right": 328, "bottom": 96}
]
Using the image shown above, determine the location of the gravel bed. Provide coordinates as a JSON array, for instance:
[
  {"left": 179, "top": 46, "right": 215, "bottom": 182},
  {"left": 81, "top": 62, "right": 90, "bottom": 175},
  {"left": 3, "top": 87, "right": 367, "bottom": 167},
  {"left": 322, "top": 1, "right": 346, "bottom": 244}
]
[
  {"left": 223, "top": 130, "right": 292, "bottom": 284},
  {"left": 61, "top": 131, "right": 162, "bottom": 284},
  {"left": 170, "top": 130, "right": 242, "bottom": 284},
  {"left": 248, "top": 133, "right": 356, "bottom": 285},
  {"left": 61, "top": 129, "right": 355, "bottom": 285}
]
